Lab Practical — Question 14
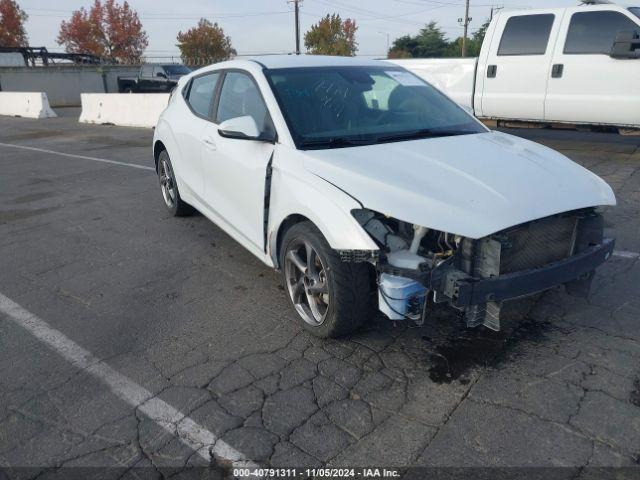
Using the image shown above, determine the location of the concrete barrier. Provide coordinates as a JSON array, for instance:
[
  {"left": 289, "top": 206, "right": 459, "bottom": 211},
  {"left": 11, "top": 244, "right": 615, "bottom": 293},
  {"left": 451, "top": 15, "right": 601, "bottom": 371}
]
[
  {"left": 0, "top": 65, "right": 141, "bottom": 107},
  {"left": 79, "top": 93, "right": 169, "bottom": 128},
  {"left": 0, "top": 92, "right": 57, "bottom": 118}
]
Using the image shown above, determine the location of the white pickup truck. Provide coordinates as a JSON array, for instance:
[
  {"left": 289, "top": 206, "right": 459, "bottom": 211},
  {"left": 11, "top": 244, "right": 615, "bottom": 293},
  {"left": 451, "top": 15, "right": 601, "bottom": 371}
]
[{"left": 391, "top": 2, "right": 640, "bottom": 129}]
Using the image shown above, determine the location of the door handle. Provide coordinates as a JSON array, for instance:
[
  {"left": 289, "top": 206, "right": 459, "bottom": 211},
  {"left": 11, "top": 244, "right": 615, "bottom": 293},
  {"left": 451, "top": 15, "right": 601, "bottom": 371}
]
[
  {"left": 551, "top": 64, "right": 564, "bottom": 78},
  {"left": 487, "top": 65, "right": 497, "bottom": 78}
]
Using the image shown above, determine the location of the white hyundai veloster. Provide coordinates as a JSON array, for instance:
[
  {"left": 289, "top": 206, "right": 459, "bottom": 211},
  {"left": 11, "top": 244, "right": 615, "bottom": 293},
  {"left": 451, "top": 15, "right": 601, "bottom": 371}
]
[{"left": 153, "top": 55, "right": 615, "bottom": 338}]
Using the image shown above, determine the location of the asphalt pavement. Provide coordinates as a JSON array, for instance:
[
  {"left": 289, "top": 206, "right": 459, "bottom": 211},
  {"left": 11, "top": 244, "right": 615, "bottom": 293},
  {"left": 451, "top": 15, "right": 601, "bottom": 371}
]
[{"left": 1, "top": 110, "right": 639, "bottom": 479}]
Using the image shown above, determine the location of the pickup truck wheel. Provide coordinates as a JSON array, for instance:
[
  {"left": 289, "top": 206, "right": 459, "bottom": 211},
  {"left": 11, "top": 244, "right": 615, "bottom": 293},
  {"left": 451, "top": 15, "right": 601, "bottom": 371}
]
[
  {"left": 157, "top": 150, "right": 194, "bottom": 217},
  {"left": 281, "top": 222, "right": 374, "bottom": 338}
]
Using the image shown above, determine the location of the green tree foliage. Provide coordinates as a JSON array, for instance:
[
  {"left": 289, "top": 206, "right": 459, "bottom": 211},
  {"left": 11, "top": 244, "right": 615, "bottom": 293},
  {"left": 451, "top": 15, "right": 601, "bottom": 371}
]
[
  {"left": 177, "top": 18, "right": 235, "bottom": 66},
  {"left": 388, "top": 18, "right": 490, "bottom": 58},
  {"left": 304, "top": 14, "right": 358, "bottom": 56}
]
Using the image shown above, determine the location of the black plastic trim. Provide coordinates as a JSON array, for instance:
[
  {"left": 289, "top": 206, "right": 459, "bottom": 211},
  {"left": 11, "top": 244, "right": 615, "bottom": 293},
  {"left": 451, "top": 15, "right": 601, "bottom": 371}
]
[{"left": 451, "top": 238, "right": 615, "bottom": 307}]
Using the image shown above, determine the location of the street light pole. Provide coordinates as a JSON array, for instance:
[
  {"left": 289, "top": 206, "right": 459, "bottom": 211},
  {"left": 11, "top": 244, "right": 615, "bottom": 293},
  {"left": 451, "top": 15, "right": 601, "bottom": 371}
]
[{"left": 379, "top": 31, "right": 390, "bottom": 55}]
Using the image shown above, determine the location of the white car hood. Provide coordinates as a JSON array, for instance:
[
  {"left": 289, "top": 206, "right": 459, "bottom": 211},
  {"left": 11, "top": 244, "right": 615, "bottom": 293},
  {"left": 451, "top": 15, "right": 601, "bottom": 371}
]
[{"left": 302, "top": 131, "right": 616, "bottom": 239}]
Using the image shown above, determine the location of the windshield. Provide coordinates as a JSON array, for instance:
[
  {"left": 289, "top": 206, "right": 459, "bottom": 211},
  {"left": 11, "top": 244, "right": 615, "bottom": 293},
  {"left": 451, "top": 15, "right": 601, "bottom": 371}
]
[
  {"left": 163, "top": 65, "right": 191, "bottom": 75},
  {"left": 630, "top": 7, "right": 640, "bottom": 19},
  {"left": 265, "top": 66, "right": 485, "bottom": 150}
]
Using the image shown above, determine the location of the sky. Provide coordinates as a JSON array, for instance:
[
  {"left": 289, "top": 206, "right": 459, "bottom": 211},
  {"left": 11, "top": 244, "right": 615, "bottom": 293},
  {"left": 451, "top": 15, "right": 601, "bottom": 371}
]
[{"left": 20, "top": 0, "right": 593, "bottom": 59}]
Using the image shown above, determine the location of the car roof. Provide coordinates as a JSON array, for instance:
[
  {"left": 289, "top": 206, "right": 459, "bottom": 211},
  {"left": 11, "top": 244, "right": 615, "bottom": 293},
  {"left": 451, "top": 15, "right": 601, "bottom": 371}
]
[{"left": 245, "top": 54, "right": 387, "bottom": 69}]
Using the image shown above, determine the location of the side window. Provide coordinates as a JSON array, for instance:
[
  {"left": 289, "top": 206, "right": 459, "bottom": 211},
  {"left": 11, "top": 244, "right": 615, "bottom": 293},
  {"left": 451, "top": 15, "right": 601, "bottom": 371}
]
[
  {"left": 216, "top": 72, "right": 271, "bottom": 133},
  {"left": 152, "top": 66, "right": 164, "bottom": 78},
  {"left": 498, "top": 14, "right": 555, "bottom": 56},
  {"left": 186, "top": 73, "right": 219, "bottom": 118},
  {"left": 141, "top": 65, "right": 153, "bottom": 77},
  {"left": 564, "top": 11, "right": 640, "bottom": 54}
]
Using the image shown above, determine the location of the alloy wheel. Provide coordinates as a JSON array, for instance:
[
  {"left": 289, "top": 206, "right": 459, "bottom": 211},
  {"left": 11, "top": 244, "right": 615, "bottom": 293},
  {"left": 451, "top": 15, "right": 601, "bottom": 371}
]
[
  {"left": 159, "top": 158, "right": 177, "bottom": 209},
  {"left": 284, "top": 238, "right": 330, "bottom": 326}
]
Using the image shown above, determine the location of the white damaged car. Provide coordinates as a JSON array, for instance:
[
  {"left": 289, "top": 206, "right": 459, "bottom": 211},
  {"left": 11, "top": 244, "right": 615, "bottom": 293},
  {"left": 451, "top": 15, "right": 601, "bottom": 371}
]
[{"left": 152, "top": 55, "right": 616, "bottom": 338}]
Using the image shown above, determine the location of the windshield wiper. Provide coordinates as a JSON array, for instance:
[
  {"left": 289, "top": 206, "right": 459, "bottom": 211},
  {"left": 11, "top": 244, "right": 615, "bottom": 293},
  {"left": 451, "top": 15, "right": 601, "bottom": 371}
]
[
  {"left": 299, "top": 136, "right": 377, "bottom": 149},
  {"left": 375, "top": 129, "right": 478, "bottom": 143}
]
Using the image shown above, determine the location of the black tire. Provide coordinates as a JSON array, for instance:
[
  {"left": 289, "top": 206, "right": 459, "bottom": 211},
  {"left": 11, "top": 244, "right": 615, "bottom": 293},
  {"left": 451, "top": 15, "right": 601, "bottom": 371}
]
[
  {"left": 280, "top": 221, "right": 375, "bottom": 338},
  {"left": 157, "top": 150, "right": 194, "bottom": 217}
]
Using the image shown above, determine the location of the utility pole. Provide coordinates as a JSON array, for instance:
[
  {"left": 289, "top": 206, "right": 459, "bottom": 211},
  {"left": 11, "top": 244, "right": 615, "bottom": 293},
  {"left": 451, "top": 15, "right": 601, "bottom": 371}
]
[
  {"left": 460, "top": 0, "right": 471, "bottom": 57},
  {"left": 490, "top": 5, "right": 503, "bottom": 20},
  {"left": 292, "top": 0, "right": 302, "bottom": 55}
]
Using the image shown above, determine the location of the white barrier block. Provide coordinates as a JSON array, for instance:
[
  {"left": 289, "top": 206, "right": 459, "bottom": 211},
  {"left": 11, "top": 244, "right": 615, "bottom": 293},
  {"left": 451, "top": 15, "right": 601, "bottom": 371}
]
[
  {"left": 79, "top": 93, "right": 170, "bottom": 128},
  {"left": 0, "top": 92, "right": 57, "bottom": 118}
]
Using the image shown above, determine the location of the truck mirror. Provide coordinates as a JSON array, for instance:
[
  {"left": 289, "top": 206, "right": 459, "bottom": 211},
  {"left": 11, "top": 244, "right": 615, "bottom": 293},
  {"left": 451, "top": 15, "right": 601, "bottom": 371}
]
[
  {"left": 610, "top": 30, "right": 640, "bottom": 59},
  {"left": 156, "top": 72, "right": 167, "bottom": 78}
]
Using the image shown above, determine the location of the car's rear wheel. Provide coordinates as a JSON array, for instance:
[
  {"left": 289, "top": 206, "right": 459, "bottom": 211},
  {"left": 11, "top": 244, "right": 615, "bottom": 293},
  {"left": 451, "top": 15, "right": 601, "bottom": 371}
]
[
  {"left": 281, "top": 222, "right": 374, "bottom": 338},
  {"left": 157, "top": 150, "right": 194, "bottom": 216}
]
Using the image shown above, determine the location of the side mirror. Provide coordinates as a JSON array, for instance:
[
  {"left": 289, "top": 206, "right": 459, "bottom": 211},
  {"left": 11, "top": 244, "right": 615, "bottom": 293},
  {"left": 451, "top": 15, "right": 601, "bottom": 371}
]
[
  {"left": 218, "top": 116, "right": 276, "bottom": 143},
  {"left": 156, "top": 71, "right": 167, "bottom": 78},
  {"left": 610, "top": 30, "right": 640, "bottom": 59}
]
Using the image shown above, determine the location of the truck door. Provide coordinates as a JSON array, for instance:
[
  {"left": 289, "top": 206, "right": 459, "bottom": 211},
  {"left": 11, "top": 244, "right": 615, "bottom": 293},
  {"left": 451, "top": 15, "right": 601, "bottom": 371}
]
[
  {"left": 478, "top": 11, "right": 561, "bottom": 121},
  {"left": 545, "top": 7, "right": 640, "bottom": 127}
]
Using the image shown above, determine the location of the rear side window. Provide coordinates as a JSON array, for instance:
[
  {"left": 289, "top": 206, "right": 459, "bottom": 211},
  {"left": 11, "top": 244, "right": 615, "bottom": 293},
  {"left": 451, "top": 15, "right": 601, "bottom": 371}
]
[
  {"left": 564, "top": 11, "right": 640, "bottom": 54},
  {"left": 141, "top": 65, "right": 153, "bottom": 77},
  {"left": 498, "top": 14, "right": 555, "bottom": 55},
  {"left": 186, "top": 73, "right": 219, "bottom": 118}
]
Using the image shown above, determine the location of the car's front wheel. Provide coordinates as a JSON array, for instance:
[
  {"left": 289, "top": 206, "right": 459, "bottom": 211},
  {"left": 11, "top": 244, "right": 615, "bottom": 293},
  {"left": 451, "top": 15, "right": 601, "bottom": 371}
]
[
  {"left": 157, "top": 150, "right": 194, "bottom": 216},
  {"left": 281, "top": 221, "right": 374, "bottom": 338}
]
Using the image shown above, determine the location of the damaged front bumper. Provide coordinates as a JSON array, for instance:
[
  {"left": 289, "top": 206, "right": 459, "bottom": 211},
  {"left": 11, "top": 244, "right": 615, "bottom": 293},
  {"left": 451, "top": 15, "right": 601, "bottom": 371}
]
[{"left": 445, "top": 238, "right": 615, "bottom": 307}]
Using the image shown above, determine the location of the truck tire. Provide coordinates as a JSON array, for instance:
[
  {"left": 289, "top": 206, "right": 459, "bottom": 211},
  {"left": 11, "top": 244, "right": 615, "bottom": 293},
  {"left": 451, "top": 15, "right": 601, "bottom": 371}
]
[
  {"left": 157, "top": 150, "right": 194, "bottom": 217},
  {"left": 280, "top": 221, "right": 375, "bottom": 338}
]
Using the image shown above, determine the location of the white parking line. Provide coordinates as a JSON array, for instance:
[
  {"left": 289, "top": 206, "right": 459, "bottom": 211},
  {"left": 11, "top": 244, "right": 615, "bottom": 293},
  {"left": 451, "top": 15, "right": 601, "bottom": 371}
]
[
  {"left": 613, "top": 250, "right": 640, "bottom": 259},
  {"left": 0, "top": 142, "right": 155, "bottom": 171},
  {"left": 0, "top": 293, "right": 256, "bottom": 469}
]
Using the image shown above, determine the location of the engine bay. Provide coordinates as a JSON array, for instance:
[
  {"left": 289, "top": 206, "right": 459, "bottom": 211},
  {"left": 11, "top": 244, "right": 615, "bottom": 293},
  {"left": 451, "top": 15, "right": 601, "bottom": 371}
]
[{"left": 352, "top": 207, "right": 606, "bottom": 331}]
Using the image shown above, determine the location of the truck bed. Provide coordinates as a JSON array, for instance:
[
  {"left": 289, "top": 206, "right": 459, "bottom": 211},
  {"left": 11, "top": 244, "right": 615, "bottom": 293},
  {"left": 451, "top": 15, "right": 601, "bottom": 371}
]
[{"left": 387, "top": 58, "right": 478, "bottom": 109}]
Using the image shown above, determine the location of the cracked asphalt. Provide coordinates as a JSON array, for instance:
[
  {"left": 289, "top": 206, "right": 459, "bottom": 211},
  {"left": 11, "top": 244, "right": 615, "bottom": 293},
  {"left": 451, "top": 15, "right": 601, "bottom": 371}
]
[{"left": 1, "top": 109, "right": 639, "bottom": 478}]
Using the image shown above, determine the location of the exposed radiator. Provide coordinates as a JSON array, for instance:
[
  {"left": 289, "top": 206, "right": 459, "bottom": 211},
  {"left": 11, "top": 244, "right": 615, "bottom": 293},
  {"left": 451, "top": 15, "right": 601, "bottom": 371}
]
[{"left": 456, "top": 211, "right": 580, "bottom": 331}]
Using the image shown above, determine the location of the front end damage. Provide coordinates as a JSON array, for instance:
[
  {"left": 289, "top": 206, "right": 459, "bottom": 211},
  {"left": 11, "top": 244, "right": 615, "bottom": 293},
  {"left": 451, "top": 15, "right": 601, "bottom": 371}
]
[{"left": 350, "top": 208, "right": 615, "bottom": 331}]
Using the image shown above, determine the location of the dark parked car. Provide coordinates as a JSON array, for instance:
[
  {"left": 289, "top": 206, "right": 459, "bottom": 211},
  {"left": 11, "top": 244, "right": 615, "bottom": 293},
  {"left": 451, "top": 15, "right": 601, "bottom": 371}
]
[{"left": 118, "top": 64, "right": 191, "bottom": 93}]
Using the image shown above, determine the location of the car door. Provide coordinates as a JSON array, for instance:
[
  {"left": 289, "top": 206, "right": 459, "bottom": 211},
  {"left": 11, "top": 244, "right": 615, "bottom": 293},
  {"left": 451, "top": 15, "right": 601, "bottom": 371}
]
[
  {"left": 545, "top": 8, "right": 640, "bottom": 126},
  {"left": 201, "top": 70, "right": 276, "bottom": 251},
  {"left": 171, "top": 72, "right": 220, "bottom": 201},
  {"left": 478, "top": 11, "right": 561, "bottom": 121}
]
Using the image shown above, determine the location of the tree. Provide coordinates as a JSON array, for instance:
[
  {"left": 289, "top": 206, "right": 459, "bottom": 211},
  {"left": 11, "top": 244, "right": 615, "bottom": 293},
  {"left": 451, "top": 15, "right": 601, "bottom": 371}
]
[
  {"left": 389, "top": 19, "right": 490, "bottom": 58},
  {"left": 388, "top": 35, "right": 417, "bottom": 58},
  {"left": 414, "top": 21, "right": 448, "bottom": 58},
  {"left": 177, "top": 19, "right": 235, "bottom": 66},
  {"left": 304, "top": 14, "right": 358, "bottom": 56},
  {"left": 57, "top": 0, "right": 148, "bottom": 63},
  {"left": 0, "top": 0, "right": 28, "bottom": 47}
]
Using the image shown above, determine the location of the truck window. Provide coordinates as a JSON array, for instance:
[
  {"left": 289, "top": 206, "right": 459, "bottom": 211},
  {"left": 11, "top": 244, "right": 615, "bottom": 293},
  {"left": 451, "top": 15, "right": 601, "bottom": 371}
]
[
  {"left": 152, "top": 66, "right": 164, "bottom": 77},
  {"left": 564, "top": 11, "right": 640, "bottom": 54},
  {"left": 141, "top": 65, "right": 153, "bottom": 77},
  {"left": 186, "top": 73, "right": 220, "bottom": 119},
  {"left": 498, "top": 14, "right": 555, "bottom": 56}
]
